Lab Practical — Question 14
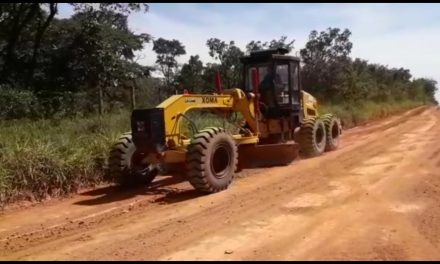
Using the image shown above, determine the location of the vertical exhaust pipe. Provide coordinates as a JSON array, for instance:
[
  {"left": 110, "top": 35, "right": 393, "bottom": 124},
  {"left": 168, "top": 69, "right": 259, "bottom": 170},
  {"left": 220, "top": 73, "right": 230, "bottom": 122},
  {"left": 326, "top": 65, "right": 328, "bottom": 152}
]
[{"left": 251, "top": 68, "right": 260, "bottom": 135}]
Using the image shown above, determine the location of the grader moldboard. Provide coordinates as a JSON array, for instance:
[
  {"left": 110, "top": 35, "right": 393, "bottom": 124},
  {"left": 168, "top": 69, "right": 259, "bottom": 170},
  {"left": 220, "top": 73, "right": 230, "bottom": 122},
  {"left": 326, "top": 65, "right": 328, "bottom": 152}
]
[{"left": 109, "top": 48, "right": 342, "bottom": 193}]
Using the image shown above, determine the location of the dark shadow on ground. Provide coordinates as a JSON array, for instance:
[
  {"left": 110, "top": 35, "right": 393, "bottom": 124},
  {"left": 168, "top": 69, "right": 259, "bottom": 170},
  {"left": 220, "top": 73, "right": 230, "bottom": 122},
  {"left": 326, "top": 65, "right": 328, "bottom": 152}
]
[
  {"left": 151, "top": 189, "right": 202, "bottom": 204},
  {"left": 73, "top": 174, "right": 203, "bottom": 206}
]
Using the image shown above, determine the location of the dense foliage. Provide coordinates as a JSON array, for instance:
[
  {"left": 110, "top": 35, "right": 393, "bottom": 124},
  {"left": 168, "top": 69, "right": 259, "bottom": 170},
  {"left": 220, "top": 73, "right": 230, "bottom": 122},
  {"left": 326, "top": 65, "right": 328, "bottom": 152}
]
[{"left": 0, "top": 4, "right": 437, "bottom": 120}]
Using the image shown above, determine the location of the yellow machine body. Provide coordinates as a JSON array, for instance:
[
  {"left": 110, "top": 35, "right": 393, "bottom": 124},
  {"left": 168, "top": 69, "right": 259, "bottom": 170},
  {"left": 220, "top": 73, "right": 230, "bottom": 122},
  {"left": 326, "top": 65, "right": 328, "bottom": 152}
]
[{"left": 140, "top": 88, "right": 318, "bottom": 165}]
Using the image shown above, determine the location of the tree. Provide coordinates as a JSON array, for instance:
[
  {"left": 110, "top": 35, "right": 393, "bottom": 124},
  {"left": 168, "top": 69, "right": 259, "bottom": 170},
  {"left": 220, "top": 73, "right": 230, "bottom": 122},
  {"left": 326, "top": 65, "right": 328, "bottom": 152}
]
[
  {"left": 0, "top": 3, "right": 150, "bottom": 87},
  {"left": 0, "top": 3, "right": 41, "bottom": 83},
  {"left": 152, "top": 38, "right": 186, "bottom": 100},
  {"left": 75, "top": 10, "right": 149, "bottom": 113},
  {"left": 246, "top": 36, "right": 295, "bottom": 53},
  {"left": 340, "top": 58, "right": 376, "bottom": 103},
  {"left": 206, "top": 38, "right": 244, "bottom": 89},
  {"left": 201, "top": 63, "right": 222, "bottom": 93},
  {"left": 31, "top": 6, "right": 151, "bottom": 114},
  {"left": 300, "top": 27, "right": 353, "bottom": 100},
  {"left": 71, "top": 3, "right": 149, "bottom": 14},
  {"left": 25, "top": 3, "right": 58, "bottom": 88},
  {"left": 411, "top": 78, "right": 438, "bottom": 104},
  {"left": 0, "top": 3, "right": 151, "bottom": 115},
  {"left": 177, "top": 55, "right": 205, "bottom": 93}
]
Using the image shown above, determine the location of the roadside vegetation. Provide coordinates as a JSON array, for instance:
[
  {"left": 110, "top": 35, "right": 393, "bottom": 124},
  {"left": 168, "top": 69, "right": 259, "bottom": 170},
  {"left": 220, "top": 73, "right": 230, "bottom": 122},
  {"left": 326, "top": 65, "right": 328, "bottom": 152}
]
[{"left": 0, "top": 3, "right": 437, "bottom": 207}]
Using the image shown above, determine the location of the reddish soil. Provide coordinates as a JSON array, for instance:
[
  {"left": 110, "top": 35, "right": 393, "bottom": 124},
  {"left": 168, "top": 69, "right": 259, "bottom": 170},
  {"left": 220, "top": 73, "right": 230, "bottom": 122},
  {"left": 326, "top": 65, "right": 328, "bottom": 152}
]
[{"left": 1, "top": 106, "right": 440, "bottom": 260}]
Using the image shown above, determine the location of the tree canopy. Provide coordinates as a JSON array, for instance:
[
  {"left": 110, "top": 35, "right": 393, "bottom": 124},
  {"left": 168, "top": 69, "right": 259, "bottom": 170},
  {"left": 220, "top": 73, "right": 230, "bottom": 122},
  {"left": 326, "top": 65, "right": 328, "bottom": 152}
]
[
  {"left": 152, "top": 37, "right": 186, "bottom": 99},
  {"left": 0, "top": 4, "right": 437, "bottom": 120}
]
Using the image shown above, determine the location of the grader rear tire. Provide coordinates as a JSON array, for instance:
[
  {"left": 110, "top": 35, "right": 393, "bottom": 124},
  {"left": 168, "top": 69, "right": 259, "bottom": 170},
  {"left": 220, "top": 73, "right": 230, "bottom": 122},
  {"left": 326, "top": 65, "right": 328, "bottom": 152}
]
[
  {"left": 186, "top": 127, "right": 238, "bottom": 193},
  {"left": 321, "top": 114, "right": 342, "bottom": 152},
  {"left": 298, "top": 117, "right": 327, "bottom": 158},
  {"left": 109, "top": 132, "right": 158, "bottom": 187}
]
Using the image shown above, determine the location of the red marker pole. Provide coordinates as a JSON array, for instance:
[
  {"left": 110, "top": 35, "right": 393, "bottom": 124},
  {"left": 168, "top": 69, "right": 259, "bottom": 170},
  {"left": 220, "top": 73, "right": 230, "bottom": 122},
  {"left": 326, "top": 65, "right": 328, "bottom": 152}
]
[
  {"left": 251, "top": 68, "right": 260, "bottom": 117},
  {"left": 215, "top": 71, "right": 223, "bottom": 94},
  {"left": 251, "top": 68, "right": 261, "bottom": 135}
]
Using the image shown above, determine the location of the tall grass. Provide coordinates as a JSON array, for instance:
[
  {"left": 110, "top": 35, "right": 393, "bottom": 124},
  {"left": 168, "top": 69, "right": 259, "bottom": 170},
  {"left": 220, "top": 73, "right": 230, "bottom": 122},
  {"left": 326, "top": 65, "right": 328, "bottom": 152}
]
[
  {"left": 0, "top": 110, "right": 131, "bottom": 206},
  {"left": 320, "top": 99, "right": 425, "bottom": 129},
  {"left": 0, "top": 99, "right": 428, "bottom": 207},
  {"left": 180, "top": 110, "right": 243, "bottom": 137}
]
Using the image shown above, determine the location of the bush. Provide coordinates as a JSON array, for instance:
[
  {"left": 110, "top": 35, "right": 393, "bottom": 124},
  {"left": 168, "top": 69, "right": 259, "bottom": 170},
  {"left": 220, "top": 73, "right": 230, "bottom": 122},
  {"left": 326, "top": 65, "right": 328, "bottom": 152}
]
[
  {"left": 320, "top": 99, "right": 424, "bottom": 128},
  {"left": 0, "top": 87, "right": 103, "bottom": 120},
  {"left": 0, "top": 87, "right": 42, "bottom": 119}
]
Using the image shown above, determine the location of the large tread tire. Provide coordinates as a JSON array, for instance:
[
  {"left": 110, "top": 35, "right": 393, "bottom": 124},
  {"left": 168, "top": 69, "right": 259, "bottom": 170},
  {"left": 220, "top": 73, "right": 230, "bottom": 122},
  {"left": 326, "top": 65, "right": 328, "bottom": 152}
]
[
  {"left": 186, "top": 127, "right": 238, "bottom": 193},
  {"left": 298, "top": 117, "right": 327, "bottom": 158},
  {"left": 320, "top": 113, "right": 342, "bottom": 152},
  {"left": 109, "top": 132, "right": 158, "bottom": 187}
]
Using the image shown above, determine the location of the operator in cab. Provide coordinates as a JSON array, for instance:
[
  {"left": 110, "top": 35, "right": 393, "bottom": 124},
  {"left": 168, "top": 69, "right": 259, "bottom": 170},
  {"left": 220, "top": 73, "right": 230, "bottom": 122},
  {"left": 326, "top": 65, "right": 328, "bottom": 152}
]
[{"left": 259, "top": 70, "right": 283, "bottom": 117}]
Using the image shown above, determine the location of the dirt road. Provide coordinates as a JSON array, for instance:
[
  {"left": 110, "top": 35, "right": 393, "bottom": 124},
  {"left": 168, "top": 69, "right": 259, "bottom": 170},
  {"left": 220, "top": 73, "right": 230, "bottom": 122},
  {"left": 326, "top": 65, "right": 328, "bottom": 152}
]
[{"left": 1, "top": 106, "right": 440, "bottom": 260}]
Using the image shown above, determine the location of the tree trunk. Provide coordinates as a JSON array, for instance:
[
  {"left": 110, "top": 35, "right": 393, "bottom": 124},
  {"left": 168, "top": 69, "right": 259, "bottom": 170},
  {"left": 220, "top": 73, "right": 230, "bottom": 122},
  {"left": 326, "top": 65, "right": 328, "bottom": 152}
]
[
  {"left": 25, "top": 3, "right": 57, "bottom": 89},
  {"left": 98, "top": 85, "right": 104, "bottom": 115},
  {"left": 130, "top": 79, "right": 137, "bottom": 110},
  {"left": 1, "top": 3, "right": 40, "bottom": 81}
]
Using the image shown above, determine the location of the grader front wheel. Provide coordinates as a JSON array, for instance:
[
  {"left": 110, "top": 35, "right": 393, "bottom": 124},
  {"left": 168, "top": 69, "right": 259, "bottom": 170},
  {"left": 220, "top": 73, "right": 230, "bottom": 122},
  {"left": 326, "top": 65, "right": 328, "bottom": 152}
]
[
  {"left": 108, "top": 132, "right": 158, "bottom": 187},
  {"left": 186, "top": 127, "right": 238, "bottom": 193}
]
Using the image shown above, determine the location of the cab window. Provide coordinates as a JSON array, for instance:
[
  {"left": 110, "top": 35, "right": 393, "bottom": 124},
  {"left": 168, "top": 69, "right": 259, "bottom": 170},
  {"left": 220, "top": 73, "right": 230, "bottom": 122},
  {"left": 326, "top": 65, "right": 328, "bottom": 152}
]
[
  {"left": 245, "top": 64, "right": 270, "bottom": 92},
  {"left": 275, "top": 64, "right": 289, "bottom": 104}
]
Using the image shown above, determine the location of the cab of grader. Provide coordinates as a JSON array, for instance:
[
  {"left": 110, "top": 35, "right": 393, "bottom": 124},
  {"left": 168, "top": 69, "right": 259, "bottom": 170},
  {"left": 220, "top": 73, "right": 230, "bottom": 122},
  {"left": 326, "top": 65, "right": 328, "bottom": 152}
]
[{"left": 109, "top": 47, "right": 342, "bottom": 193}]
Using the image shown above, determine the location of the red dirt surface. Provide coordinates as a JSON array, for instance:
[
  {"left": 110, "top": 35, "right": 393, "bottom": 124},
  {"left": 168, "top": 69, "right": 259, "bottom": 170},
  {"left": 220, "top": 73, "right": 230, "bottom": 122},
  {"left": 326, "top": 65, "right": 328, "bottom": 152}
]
[{"left": 1, "top": 106, "right": 440, "bottom": 260}]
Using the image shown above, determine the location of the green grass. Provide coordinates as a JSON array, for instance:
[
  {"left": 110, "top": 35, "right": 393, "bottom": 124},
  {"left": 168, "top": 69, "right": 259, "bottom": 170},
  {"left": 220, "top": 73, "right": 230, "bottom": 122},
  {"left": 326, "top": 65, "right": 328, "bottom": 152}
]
[
  {"left": 0, "top": 100, "right": 429, "bottom": 207},
  {"left": 320, "top": 99, "right": 426, "bottom": 129},
  {"left": 180, "top": 110, "right": 243, "bottom": 137},
  {"left": 0, "top": 110, "right": 131, "bottom": 206}
]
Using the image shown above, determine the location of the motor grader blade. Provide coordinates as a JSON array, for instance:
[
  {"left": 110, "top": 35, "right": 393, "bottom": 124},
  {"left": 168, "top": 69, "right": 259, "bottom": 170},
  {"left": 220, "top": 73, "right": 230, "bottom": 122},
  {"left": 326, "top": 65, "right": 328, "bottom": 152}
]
[{"left": 237, "top": 141, "right": 299, "bottom": 169}]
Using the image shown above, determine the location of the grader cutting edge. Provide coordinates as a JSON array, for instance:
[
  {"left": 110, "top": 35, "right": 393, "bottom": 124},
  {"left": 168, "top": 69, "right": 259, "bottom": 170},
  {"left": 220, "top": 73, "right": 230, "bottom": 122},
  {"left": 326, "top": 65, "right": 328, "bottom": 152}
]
[{"left": 109, "top": 48, "right": 342, "bottom": 193}]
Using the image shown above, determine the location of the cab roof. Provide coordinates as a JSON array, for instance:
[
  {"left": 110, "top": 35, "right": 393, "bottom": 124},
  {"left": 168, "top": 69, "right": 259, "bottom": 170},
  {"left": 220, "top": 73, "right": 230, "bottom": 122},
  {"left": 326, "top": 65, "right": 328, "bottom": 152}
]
[{"left": 240, "top": 47, "right": 301, "bottom": 64}]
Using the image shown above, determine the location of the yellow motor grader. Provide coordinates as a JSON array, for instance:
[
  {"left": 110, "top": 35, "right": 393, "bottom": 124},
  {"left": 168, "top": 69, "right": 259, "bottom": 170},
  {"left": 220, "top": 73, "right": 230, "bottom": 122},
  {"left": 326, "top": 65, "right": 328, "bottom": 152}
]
[{"left": 109, "top": 48, "right": 342, "bottom": 193}]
